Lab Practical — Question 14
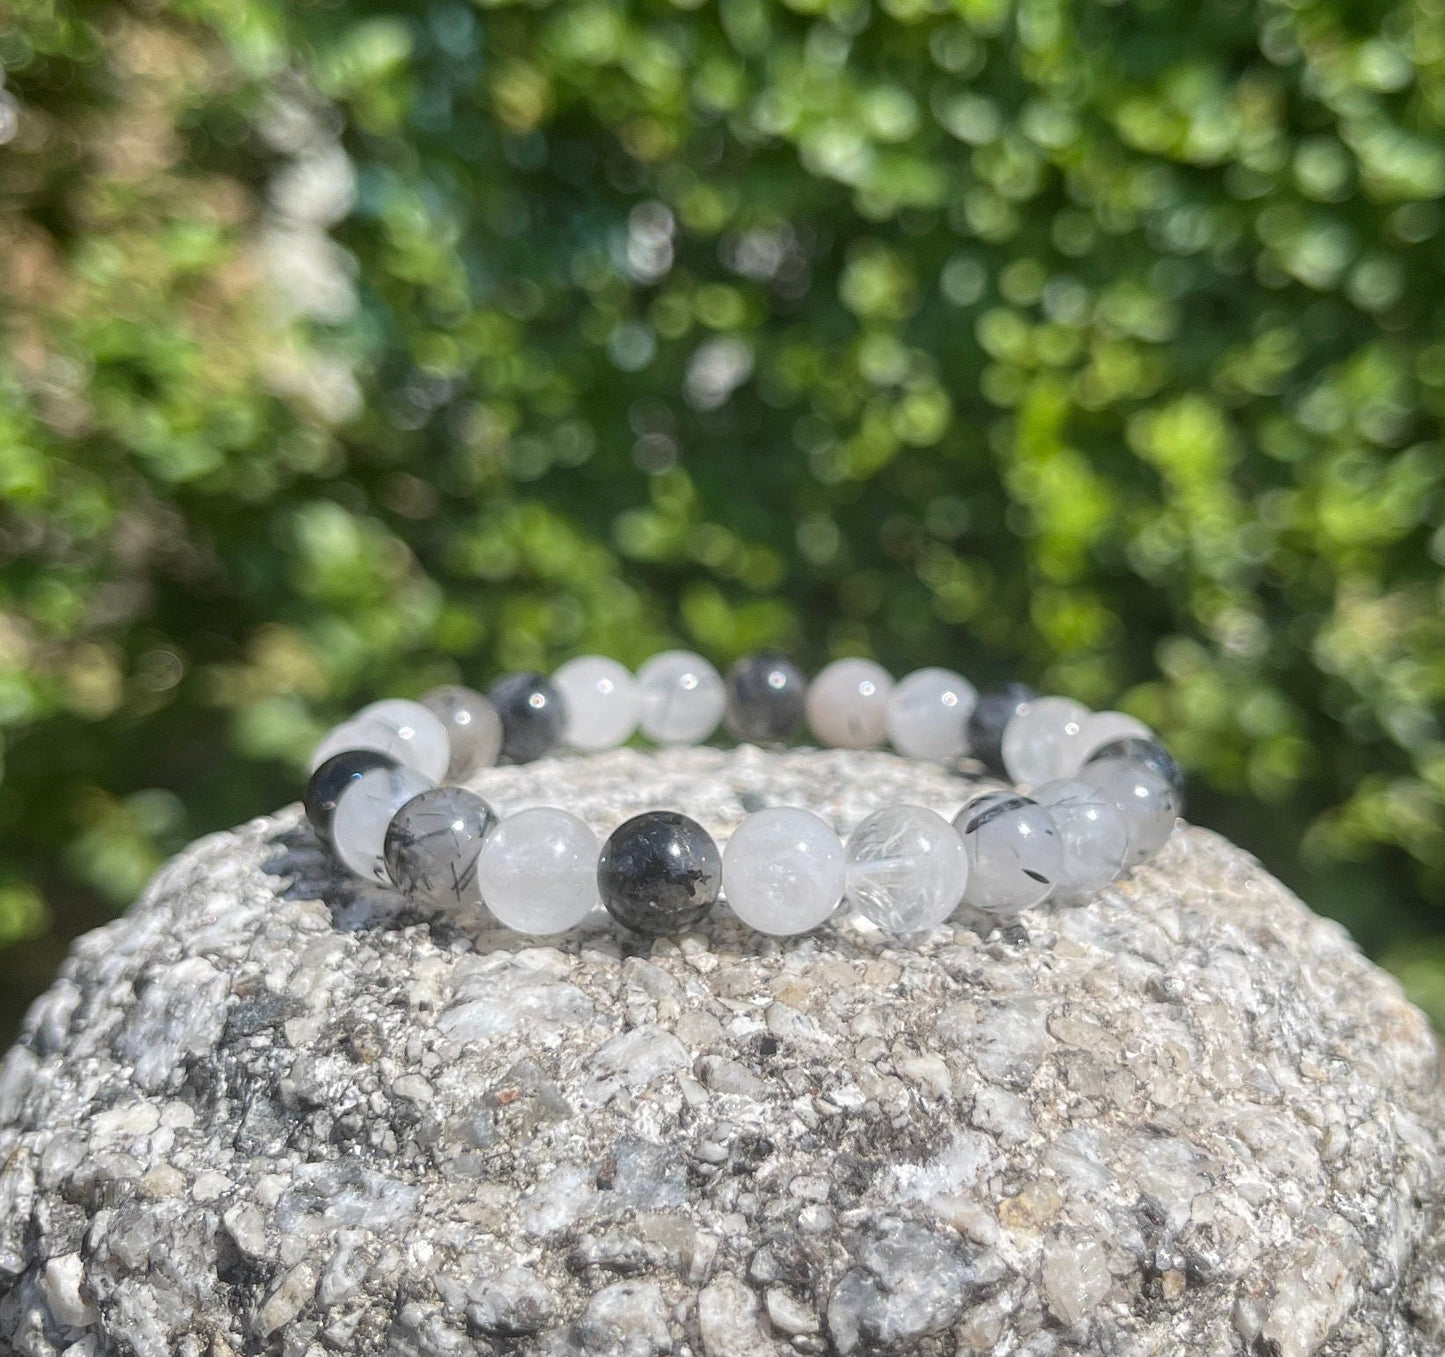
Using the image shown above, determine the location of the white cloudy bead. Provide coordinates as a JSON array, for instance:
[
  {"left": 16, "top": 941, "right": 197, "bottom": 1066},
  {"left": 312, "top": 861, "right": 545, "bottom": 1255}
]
[
  {"left": 332, "top": 764, "right": 434, "bottom": 884},
  {"left": 553, "top": 656, "right": 642, "bottom": 751},
  {"left": 806, "top": 659, "right": 894, "bottom": 749},
  {"left": 1000, "top": 695, "right": 1090, "bottom": 788},
  {"left": 845, "top": 804, "right": 967, "bottom": 933},
  {"left": 885, "top": 667, "right": 977, "bottom": 761},
  {"left": 954, "top": 792, "right": 1063, "bottom": 918},
  {"left": 1079, "top": 757, "right": 1181, "bottom": 865},
  {"left": 636, "top": 650, "right": 726, "bottom": 745},
  {"left": 1032, "top": 778, "right": 1130, "bottom": 905},
  {"left": 308, "top": 718, "right": 409, "bottom": 774},
  {"left": 476, "top": 807, "right": 601, "bottom": 934},
  {"left": 722, "top": 808, "right": 846, "bottom": 936},
  {"left": 355, "top": 698, "right": 451, "bottom": 782},
  {"left": 1059, "top": 710, "right": 1154, "bottom": 778}
]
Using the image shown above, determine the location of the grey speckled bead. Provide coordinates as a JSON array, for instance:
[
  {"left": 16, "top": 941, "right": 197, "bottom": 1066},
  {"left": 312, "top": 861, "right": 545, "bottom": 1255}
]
[
  {"left": 422, "top": 685, "right": 504, "bottom": 779},
  {"left": 806, "top": 658, "right": 894, "bottom": 749},
  {"left": 598, "top": 810, "right": 721, "bottom": 935},
  {"left": 845, "top": 804, "right": 967, "bottom": 933},
  {"left": 332, "top": 764, "right": 435, "bottom": 884},
  {"left": 383, "top": 786, "right": 498, "bottom": 908},
  {"left": 954, "top": 792, "right": 1063, "bottom": 918},
  {"left": 724, "top": 653, "right": 807, "bottom": 745},
  {"left": 1032, "top": 778, "right": 1130, "bottom": 906},
  {"left": 489, "top": 672, "right": 568, "bottom": 763}
]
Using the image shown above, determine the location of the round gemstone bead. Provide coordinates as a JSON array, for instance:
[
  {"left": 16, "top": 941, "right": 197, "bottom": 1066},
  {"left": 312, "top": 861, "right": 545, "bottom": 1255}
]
[
  {"left": 966, "top": 683, "right": 1038, "bottom": 776},
  {"left": 1000, "top": 695, "right": 1091, "bottom": 789},
  {"left": 305, "top": 749, "right": 399, "bottom": 850},
  {"left": 421, "top": 685, "right": 503, "bottom": 778},
  {"left": 1078, "top": 755, "right": 1181, "bottom": 865},
  {"left": 1060, "top": 711, "right": 1153, "bottom": 778},
  {"left": 954, "top": 792, "right": 1063, "bottom": 918},
  {"left": 475, "top": 808, "right": 601, "bottom": 935},
  {"left": 722, "top": 808, "right": 845, "bottom": 935},
  {"left": 724, "top": 653, "right": 807, "bottom": 745},
  {"left": 806, "top": 658, "right": 894, "bottom": 749},
  {"left": 635, "top": 651, "right": 726, "bottom": 745},
  {"left": 597, "top": 810, "right": 721, "bottom": 935},
  {"left": 383, "top": 786, "right": 498, "bottom": 909},
  {"left": 845, "top": 804, "right": 967, "bottom": 933},
  {"left": 354, "top": 698, "right": 452, "bottom": 782},
  {"left": 885, "top": 667, "right": 977, "bottom": 761},
  {"left": 1032, "top": 778, "right": 1130, "bottom": 906},
  {"left": 332, "top": 764, "right": 434, "bottom": 884},
  {"left": 489, "top": 671, "right": 568, "bottom": 763},
  {"left": 552, "top": 656, "right": 641, "bottom": 752},
  {"left": 1084, "top": 736, "right": 1185, "bottom": 799},
  {"left": 308, "top": 718, "right": 411, "bottom": 775}
]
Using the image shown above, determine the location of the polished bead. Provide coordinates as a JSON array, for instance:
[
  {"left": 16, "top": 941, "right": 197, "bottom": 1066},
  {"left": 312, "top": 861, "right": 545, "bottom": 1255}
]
[
  {"left": 1079, "top": 756, "right": 1181, "bottom": 865},
  {"left": 1000, "top": 695, "right": 1091, "bottom": 788},
  {"left": 1060, "top": 711, "right": 1153, "bottom": 777},
  {"left": 489, "top": 671, "right": 568, "bottom": 763},
  {"left": 806, "top": 658, "right": 894, "bottom": 749},
  {"left": 476, "top": 808, "right": 601, "bottom": 934},
  {"left": 722, "top": 808, "right": 845, "bottom": 935},
  {"left": 383, "top": 786, "right": 498, "bottom": 909},
  {"left": 308, "top": 717, "right": 410, "bottom": 775},
  {"left": 966, "top": 683, "right": 1038, "bottom": 776},
  {"left": 1032, "top": 778, "right": 1130, "bottom": 905},
  {"left": 885, "top": 667, "right": 977, "bottom": 761},
  {"left": 598, "top": 810, "right": 721, "bottom": 935},
  {"left": 305, "top": 749, "right": 399, "bottom": 850},
  {"left": 354, "top": 698, "right": 452, "bottom": 782},
  {"left": 421, "top": 685, "right": 503, "bottom": 778},
  {"left": 552, "top": 656, "right": 641, "bottom": 752},
  {"left": 724, "top": 653, "right": 807, "bottom": 744},
  {"left": 1084, "top": 736, "right": 1185, "bottom": 799},
  {"left": 332, "top": 764, "right": 434, "bottom": 884},
  {"left": 635, "top": 651, "right": 726, "bottom": 745},
  {"left": 845, "top": 804, "right": 967, "bottom": 933},
  {"left": 954, "top": 792, "right": 1063, "bottom": 918}
]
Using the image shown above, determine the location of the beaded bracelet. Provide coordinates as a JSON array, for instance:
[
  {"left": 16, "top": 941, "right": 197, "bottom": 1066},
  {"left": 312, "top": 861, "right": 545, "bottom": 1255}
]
[{"left": 302, "top": 652, "right": 1184, "bottom": 939}]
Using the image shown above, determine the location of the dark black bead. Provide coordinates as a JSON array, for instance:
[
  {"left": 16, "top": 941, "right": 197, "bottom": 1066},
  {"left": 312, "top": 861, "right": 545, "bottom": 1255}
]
[
  {"left": 489, "top": 671, "right": 568, "bottom": 763},
  {"left": 724, "top": 653, "right": 807, "bottom": 744},
  {"left": 1085, "top": 736, "right": 1185, "bottom": 797},
  {"left": 305, "top": 749, "right": 400, "bottom": 849},
  {"left": 967, "top": 683, "right": 1039, "bottom": 776},
  {"left": 383, "top": 786, "right": 498, "bottom": 909},
  {"left": 597, "top": 810, "right": 721, "bottom": 936}
]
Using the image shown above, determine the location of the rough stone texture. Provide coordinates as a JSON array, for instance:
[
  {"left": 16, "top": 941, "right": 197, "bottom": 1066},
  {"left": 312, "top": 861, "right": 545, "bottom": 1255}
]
[{"left": 1, "top": 745, "right": 1443, "bottom": 1357}]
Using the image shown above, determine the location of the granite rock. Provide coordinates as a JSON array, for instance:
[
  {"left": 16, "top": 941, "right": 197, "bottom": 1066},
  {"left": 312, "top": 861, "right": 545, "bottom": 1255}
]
[{"left": 1, "top": 745, "right": 1443, "bottom": 1356}]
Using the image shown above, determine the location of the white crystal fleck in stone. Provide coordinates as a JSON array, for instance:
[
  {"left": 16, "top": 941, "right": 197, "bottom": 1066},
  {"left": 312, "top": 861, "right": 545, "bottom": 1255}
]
[
  {"left": 553, "top": 656, "right": 642, "bottom": 752},
  {"left": 955, "top": 792, "right": 1063, "bottom": 918},
  {"left": 722, "top": 808, "right": 846, "bottom": 936},
  {"left": 308, "top": 718, "right": 409, "bottom": 774},
  {"left": 332, "top": 764, "right": 435, "bottom": 884},
  {"left": 476, "top": 807, "right": 602, "bottom": 934},
  {"left": 806, "top": 659, "right": 894, "bottom": 749},
  {"left": 354, "top": 698, "right": 451, "bottom": 781},
  {"left": 845, "top": 804, "right": 967, "bottom": 932},
  {"left": 1000, "top": 695, "right": 1090, "bottom": 788},
  {"left": 885, "top": 667, "right": 977, "bottom": 761},
  {"left": 635, "top": 651, "right": 726, "bottom": 745},
  {"left": 1059, "top": 710, "right": 1154, "bottom": 778},
  {"left": 1032, "top": 778, "right": 1130, "bottom": 905}
]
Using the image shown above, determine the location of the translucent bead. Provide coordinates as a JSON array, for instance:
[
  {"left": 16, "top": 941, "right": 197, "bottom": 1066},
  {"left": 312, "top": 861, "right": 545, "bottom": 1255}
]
[
  {"left": 383, "top": 786, "right": 498, "bottom": 909},
  {"left": 421, "top": 685, "right": 503, "bottom": 778},
  {"left": 552, "top": 656, "right": 641, "bottom": 752},
  {"left": 954, "top": 792, "right": 1063, "bottom": 918},
  {"left": 308, "top": 718, "right": 410, "bottom": 775},
  {"left": 885, "top": 667, "right": 977, "bottom": 761},
  {"left": 1059, "top": 711, "right": 1153, "bottom": 778},
  {"left": 1000, "top": 696, "right": 1090, "bottom": 789},
  {"left": 722, "top": 808, "right": 845, "bottom": 935},
  {"left": 489, "top": 671, "right": 568, "bottom": 763},
  {"left": 724, "top": 653, "right": 807, "bottom": 745},
  {"left": 806, "top": 659, "right": 894, "bottom": 749},
  {"left": 845, "top": 805, "right": 967, "bottom": 933},
  {"left": 305, "top": 749, "right": 399, "bottom": 850},
  {"left": 965, "top": 683, "right": 1037, "bottom": 776},
  {"left": 1032, "top": 779, "right": 1130, "bottom": 906},
  {"left": 635, "top": 651, "right": 726, "bottom": 745},
  {"left": 1084, "top": 737, "right": 1185, "bottom": 799},
  {"left": 598, "top": 810, "right": 721, "bottom": 935},
  {"left": 332, "top": 764, "right": 434, "bottom": 884},
  {"left": 354, "top": 698, "right": 452, "bottom": 782},
  {"left": 1078, "top": 756, "right": 1181, "bottom": 865},
  {"left": 475, "top": 808, "right": 601, "bottom": 934}
]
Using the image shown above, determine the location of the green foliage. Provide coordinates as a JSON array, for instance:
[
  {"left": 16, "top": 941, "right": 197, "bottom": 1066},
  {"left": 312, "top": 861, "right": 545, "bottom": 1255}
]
[{"left": 2, "top": 0, "right": 1444, "bottom": 1027}]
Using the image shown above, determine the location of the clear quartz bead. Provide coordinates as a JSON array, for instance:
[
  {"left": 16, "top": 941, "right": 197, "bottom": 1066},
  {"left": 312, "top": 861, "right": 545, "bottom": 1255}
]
[
  {"left": 1058, "top": 711, "right": 1153, "bottom": 778},
  {"left": 553, "top": 656, "right": 642, "bottom": 751},
  {"left": 1032, "top": 778, "right": 1130, "bottom": 905},
  {"left": 383, "top": 786, "right": 498, "bottom": 908},
  {"left": 332, "top": 764, "right": 434, "bottom": 884},
  {"left": 1000, "top": 696, "right": 1090, "bottom": 788},
  {"left": 806, "top": 659, "right": 894, "bottom": 749},
  {"left": 475, "top": 807, "right": 601, "bottom": 934},
  {"left": 885, "top": 667, "right": 977, "bottom": 760},
  {"left": 845, "top": 804, "right": 967, "bottom": 933},
  {"left": 954, "top": 792, "right": 1063, "bottom": 918},
  {"left": 421, "top": 686, "right": 503, "bottom": 778},
  {"left": 309, "top": 718, "right": 410, "bottom": 774},
  {"left": 354, "top": 698, "right": 452, "bottom": 782},
  {"left": 1078, "top": 756, "right": 1181, "bottom": 865},
  {"left": 635, "top": 651, "right": 726, "bottom": 745},
  {"left": 722, "top": 808, "right": 846, "bottom": 936}
]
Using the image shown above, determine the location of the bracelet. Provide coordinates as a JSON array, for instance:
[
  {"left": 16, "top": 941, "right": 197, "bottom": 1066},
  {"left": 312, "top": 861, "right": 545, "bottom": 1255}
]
[{"left": 302, "top": 652, "right": 1184, "bottom": 939}]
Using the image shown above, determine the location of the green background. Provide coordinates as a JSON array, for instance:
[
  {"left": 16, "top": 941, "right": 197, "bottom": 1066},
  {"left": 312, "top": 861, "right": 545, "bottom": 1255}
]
[{"left": 3, "top": 0, "right": 1444, "bottom": 1043}]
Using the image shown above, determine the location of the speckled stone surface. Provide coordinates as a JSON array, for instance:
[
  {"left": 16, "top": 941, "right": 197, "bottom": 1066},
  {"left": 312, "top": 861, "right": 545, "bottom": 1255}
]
[{"left": 2, "top": 746, "right": 1443, "bottom": 1357}]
